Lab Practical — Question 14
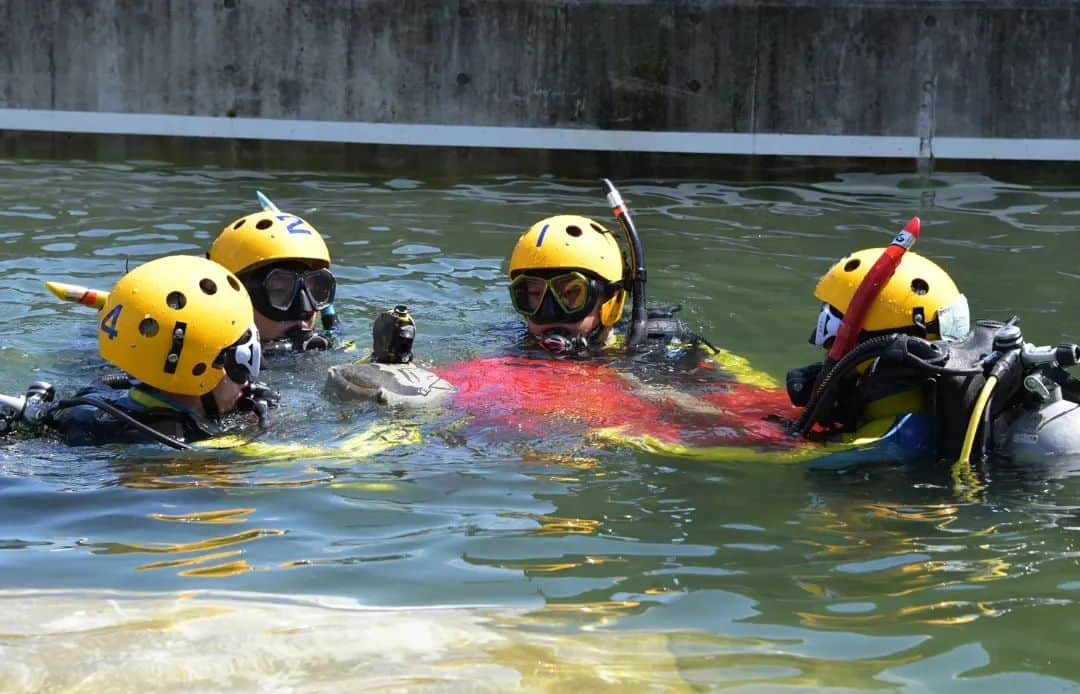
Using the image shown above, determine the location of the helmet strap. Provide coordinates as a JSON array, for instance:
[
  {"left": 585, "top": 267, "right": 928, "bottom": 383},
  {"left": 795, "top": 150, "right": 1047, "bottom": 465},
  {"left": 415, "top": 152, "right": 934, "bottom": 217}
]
[
  {"left": 912, "top": 307, "right": 928, "bottom": 336},
  {"left": 200, "top": 391, "right": 220, "bottom": 419},
  {"left": 163, "top": 321, "right": 187, "bottom": 375}
]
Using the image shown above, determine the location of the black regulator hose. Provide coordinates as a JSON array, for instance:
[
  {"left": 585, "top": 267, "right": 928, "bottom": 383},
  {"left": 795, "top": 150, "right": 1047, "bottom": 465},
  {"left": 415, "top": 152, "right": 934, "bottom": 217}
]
[
  {"left": 602, "top": 179, "right": 648, "bottom": 351},
  {"left": 794, "top": 334, "right": 900, "bottom": 436},
  {"left": 56, "top": 397, "right": 193, "bottom": 451},
  {"left": 793, "top": 334, "right": 983, "bottom": 437}
]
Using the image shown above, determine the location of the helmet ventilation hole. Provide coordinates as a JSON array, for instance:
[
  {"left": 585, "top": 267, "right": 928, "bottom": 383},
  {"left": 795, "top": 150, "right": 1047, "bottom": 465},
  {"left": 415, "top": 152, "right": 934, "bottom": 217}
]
[
  {"left": 566, "top": 225, "right": 583, "bottom": 237},
  {"left": 590, "top": 222, "right": 606, "bottom": 233},
  {"left": 166, "top": 291, "right": 187, "bottom": 310},
  {"left": 843, "top": 258, "right": 861, "bottom": 272},
  {"left": 256, "top": 219, "right": 273, "bottom": 230},
  {"left": 199, "top": 278, "right": 218, "bottom": 295},
  {"left": 911, "top": 278, "right": 930, "bottom": 295},
  {"left": 138, "top": 317, "right": 159, "bottom": 337},
  {"left": 191, "top": 363, "right": 207, "bottom": 376},
  {"left": 227, "top": 275, "right": 241, "bottom": 291},
  {"left": 232, "top": 219, "right": 244, "bottom": 230}
]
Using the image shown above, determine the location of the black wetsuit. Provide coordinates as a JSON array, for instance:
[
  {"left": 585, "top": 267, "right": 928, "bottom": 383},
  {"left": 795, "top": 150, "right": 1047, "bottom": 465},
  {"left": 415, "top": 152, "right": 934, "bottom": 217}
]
[{"left": 44, "top": 383, "right": 222, "bottom": 447}]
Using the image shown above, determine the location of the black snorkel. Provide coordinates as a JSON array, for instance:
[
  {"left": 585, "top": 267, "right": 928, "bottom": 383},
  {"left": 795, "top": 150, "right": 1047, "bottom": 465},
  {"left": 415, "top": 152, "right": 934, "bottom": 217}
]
[{"left": 602, "top": 179, "right": 648, "bottom": 352}]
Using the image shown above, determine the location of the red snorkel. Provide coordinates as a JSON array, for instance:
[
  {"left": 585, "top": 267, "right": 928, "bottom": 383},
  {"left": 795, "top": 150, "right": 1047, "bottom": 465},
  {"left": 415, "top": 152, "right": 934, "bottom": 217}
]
[
  {"left": 792, "top": 216, "right": 923, "bottom": 436},
  {"left": 826, "top": 216, "right": 921, "bottom": 362}
]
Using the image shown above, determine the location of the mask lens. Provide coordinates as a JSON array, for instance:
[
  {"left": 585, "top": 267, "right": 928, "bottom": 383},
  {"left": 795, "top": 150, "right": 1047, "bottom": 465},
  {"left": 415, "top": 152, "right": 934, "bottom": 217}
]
[
  {"left": 936, "top": 293, "right": 971, "bottom": 341},
  {"left": 223, "top": 326, "right": 262, "bottom": 385},
  {"left": 263, "top": 269, "right": 301, "bottom": 311},
  {"left": 550, "top": 273, "right": 591, "bottom": 312},
  {"left": 509, "top": 275, "right": 548, "bottom": 316},
  {"left": 301, "top": 269, "right": 336, "bottom": 309},
  {"left": 812, "top": 303, "right": 844, "bottom": 347}
]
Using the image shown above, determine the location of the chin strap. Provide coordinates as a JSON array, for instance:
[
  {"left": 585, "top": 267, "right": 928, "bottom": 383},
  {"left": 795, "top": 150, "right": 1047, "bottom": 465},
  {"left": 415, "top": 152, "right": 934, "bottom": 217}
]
[{"left": 200, "top": 392, "right": 221, "bottom": 419}]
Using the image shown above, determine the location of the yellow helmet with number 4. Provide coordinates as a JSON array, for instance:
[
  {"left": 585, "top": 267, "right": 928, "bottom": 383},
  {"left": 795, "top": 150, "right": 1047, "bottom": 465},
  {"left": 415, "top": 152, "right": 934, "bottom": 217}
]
[
  {"left": 812, "top": 248, "right": 970, "bottom": 345},
  {"left": 97, "top": 256, "right": 260, "bottom": 396},
  {"left": 508, "top": 215, "right": 627, "bottom": 327},
  {"left": 209, "top": 211, "right": 330, "bottom": 276}
]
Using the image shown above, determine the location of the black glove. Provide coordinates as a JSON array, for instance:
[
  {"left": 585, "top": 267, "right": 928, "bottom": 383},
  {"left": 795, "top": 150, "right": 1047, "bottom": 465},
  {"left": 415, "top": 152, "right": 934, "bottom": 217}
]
[{"left": 236, "top": 381, "right": 280, "bottom": 427}]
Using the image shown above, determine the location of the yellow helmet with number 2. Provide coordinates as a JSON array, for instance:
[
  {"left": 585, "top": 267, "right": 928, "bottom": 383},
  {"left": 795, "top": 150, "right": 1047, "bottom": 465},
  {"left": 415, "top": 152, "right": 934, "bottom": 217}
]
[
  {"left": 813, "top": 248, "right": 970, "bottom": 343},
  {"left": 209, "top": 211, "right": 330, "bottom": 276},
  {"left": 508, "top": 215, "right": 627, "bottom": 327},
  {"left": 98, "top": 256, "right": 256, "bottom": 396}
]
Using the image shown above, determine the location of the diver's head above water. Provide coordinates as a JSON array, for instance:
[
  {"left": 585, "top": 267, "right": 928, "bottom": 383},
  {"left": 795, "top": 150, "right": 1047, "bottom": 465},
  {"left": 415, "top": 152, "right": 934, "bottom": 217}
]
[
  {"left": 209, "top": 208, "right": 336, "bottom": 346},
  {"left": 508, "top": 215, "right": 628, "bottom": 355},
  {"left": 810, "top": 248, "right": 971, "bottom": 350},
  {"left": 97, "top": 255, "right": 262, "bottom": 417}
]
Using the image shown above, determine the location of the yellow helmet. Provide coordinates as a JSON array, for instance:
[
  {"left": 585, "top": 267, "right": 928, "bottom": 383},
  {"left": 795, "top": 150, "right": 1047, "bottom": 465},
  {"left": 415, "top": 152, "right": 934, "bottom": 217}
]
[
  {"left": 813, "top": 248, "right": 970, "bottom": 343},
  {"left": 209, "top": 210, "right": 330, "bottom": 276},
  {"left": 98, "top": 256, "right": 258, "bottom": 396},
  {"left": 508, "top": 215, "right": 627, "bottom": 327}
]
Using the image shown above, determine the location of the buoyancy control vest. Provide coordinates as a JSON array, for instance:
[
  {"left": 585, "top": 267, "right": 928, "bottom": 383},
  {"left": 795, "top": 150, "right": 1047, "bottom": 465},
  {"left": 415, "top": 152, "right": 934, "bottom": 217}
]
[
  {"left": 45, "top": 382, "right": 223, "bottom": 447},
  {"left": 790, "top": 320, "right": 1080, "bottom": 461}
]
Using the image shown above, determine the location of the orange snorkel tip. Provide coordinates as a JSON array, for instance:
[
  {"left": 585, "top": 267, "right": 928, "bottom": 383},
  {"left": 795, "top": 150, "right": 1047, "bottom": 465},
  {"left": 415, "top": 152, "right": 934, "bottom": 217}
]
[{"left": 44, "top": 281, "right": 109, "bottom": 310}]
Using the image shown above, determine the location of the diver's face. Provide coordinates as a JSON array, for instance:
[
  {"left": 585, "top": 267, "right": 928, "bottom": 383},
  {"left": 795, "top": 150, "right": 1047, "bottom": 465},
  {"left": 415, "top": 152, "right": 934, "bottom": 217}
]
[
  {"left": 241, "top": 260, "right": 331, "bottom": 342},
  {"left": 253, "top": 310, "right": 316, "bottom": 341},
  {"left": 524, "top": 305, "right": 603, "bottom": 339},
  {"left": 210, "top": 377, "right": 247, "bottom": 415}
]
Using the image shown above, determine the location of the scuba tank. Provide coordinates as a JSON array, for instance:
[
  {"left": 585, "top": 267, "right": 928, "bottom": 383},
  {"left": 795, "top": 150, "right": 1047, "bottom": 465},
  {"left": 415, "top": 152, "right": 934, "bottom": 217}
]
[
  {"left": 790, "top": 318, "right": 1080, "bottom": 464},
  {"left": 0, "top": 382, "right": 57, "bottom": 434}
]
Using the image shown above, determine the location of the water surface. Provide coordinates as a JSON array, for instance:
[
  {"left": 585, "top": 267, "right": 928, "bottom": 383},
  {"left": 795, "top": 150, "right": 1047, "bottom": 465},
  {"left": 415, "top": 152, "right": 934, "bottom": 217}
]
[{"left": 1, "top": 159, "right": 1079, "bottom": 691}]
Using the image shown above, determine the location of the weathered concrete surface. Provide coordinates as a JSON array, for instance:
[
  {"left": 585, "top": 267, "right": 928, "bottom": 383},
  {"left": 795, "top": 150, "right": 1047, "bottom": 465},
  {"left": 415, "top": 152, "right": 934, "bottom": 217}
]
[{"left": 0, "top": 1, "right": 1077, "bottom": 162}]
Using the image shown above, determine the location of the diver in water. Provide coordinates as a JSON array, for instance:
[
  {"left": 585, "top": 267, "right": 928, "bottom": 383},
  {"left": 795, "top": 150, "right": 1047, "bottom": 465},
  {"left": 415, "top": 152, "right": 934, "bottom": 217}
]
[
  {"left": 0, "top": 256, "right": 271, "bottom": 449},
  {"left": 503, "top": 211, "right": 717, "bottom": 372},
  {"left": 328, "top": 181, "right": 789, "bottom": 445},
  {"left": 208, "top": 193, "right": 342, "bottom": 354},
  {"left": 788, "top": 234, "right": 1080, "bottom": 467}
]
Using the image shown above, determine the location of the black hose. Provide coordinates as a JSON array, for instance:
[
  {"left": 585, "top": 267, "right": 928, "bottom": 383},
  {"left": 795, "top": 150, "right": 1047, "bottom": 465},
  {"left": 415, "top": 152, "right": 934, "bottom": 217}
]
[
  {"left": 794, "top": 333, "right": 985, "bottom": 437},
  {"left": 602, "top": 179, "right": 648, "bottom": 351},
  {"left": 794, "top": 334, "right": 900, "bottom": 436},
  {"left": 56, "top": 397, "right": 193, "bottom": 450}
]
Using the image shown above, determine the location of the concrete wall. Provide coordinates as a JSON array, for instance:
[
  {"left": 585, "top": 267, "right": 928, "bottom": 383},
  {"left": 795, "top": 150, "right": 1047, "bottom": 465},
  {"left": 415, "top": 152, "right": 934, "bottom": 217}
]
[{"left": 0, "top": 0, "right": 1078, "bottom": 167}]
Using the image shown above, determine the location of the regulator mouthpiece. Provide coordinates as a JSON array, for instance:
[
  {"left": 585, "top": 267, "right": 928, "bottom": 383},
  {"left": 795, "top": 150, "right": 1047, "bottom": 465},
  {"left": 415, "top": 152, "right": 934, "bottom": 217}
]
[{"left": 538, "top": 328, "right": 589, "bottom": 356}]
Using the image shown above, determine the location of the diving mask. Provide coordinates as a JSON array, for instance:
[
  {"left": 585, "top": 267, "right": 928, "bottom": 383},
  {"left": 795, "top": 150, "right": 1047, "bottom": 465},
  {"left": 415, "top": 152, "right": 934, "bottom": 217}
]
[
  {"left": 244, "top": 264, "right": 336, "bottom": 320},
  {"left": 811, "top": 303, "right": 844, "bottom": 348},
  {"left": 220, "top": 325, "right": 262, "bottom": 385},
  {"left": 510, "top": 271, "right": 607, "bottom": 324},
  {"left": 934, "top": 294, "right": 970, "bottom": 341},
  {"left": 809, "top": 293, "right": 971, "bottom": 347}
]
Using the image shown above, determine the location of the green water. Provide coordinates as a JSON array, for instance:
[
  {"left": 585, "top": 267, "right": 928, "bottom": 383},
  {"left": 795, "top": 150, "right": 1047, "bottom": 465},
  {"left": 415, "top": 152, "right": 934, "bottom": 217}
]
[{"left": 1, "top": 158, "right": 1079, "bottom": 691}]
